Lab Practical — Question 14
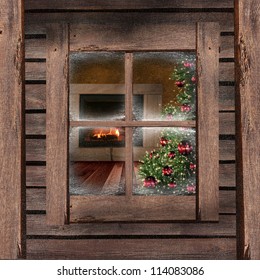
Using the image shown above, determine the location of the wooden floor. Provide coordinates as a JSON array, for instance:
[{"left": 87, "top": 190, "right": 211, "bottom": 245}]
[{"left": 70, "top": 161, "right": 126, "bottom": 195}]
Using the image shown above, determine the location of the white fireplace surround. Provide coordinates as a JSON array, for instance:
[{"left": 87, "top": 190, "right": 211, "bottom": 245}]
[{"left": 70, "top": 84, "right": 162, "bottom": 161}]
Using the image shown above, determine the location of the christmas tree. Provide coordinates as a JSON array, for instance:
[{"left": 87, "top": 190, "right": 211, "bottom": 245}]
[{"left": 137, "top": 54, "right": 197, "bottom": 195}]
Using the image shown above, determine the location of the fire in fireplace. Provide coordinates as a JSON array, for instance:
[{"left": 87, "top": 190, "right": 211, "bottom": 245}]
[
  {"left": 79, "top": 127, "right": 125, "bottom": 147},
  {"left": 78, "top": 94, "right": 143, "bottom": 148}
]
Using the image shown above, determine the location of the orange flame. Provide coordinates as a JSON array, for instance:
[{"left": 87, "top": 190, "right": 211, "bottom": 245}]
[{"left": 93, "top": 128, "right": 120, "bottom": 139}]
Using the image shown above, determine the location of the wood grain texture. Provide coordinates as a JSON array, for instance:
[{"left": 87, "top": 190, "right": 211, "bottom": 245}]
[
  {"left": 25, "top": 38, "right": 46, "bottom": 59},
  {"left": 25, "top": 62, "right": 45, "bottom": 80},
  {"left": 220, "top": 36, "right": 234, "bottom": 58},
  {"left": 46, "top": 23, "right": 69, "bottom": 225},
  {"left": 125, "top": 53, "right": 133, "bottom": 197},
  {"left": 25, "top": 13, "right": 234, "bottom": 35},
  {"left": 26, "top": 188, "right": 236, "bottom": 214},
  {"left": 25, "top": 84, "right": 46, "bottom": 110},
  {"left": 70, "top": 196, "right": 196, "bottom": 222},
  {"left": 24, "top": 35, "right": 234, "bottom": 60},
  {"left": 197, "top": 22, "right": 220, "bottom": 221},
  {"left": 26, "top": 214, "right": 236, "bottom": 237},
  {"left": 25, "top": 0, "right": 234, "bottom": 11},
  {"left": 26, "top": 139, "right": 46, "bottom": 161},
  {"left": 26, "top": 166, "right": 46, "bottom": 186},
  {"left": 26, "top": 238, "right": 236, "bottom": 260},
  {"left": 0, "top": 0, "right": 24, "bottom": 259},
  {"left": 235, "top": 0, "right": 260, "bottom": 260},
  {"left": 219, "top": 86, "right": 235, "bottom": 111}
]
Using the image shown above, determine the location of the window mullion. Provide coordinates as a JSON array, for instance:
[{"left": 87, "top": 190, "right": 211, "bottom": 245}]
[{"left": 125, "top": 53, "right": 133, "bottom": 197}]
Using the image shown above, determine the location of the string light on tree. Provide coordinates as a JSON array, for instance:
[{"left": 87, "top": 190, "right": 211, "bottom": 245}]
[{"left": 138, "top": 53, "right": 197, "bottom": 195}]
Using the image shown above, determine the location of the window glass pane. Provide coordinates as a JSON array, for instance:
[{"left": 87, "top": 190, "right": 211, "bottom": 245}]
[
  {"left": 133, "top": 52, "right": 196, "bottom": 121},
  {"left": 133, "top": 127, "right": 196, "bottom": 195},
  {"left": 69, "top": 52, "right": 125, "bottom": 121},
  {"left": 70, "top": 127, "right": 125, "bottom": 195}
]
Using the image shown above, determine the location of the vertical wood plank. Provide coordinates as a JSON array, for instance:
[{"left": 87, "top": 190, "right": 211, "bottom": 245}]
[
  {"left": 197, "top": 22, "right": 220, "bottom": 221},
  {"left": 0, "top": 0, "right": 25, "bottom": 259},
  {"left": 235, "top": 0, "right": 260, "bottom": 260},
  {"left": 125, "top": 53, "right": 133, "bottom": 197},
  {"left": 46, "top": 23, "right": 69, "bottom": 225}
]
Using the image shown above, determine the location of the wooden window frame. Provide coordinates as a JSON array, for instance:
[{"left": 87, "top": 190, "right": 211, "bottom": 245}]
[{"left": 46, "top": 21, "right": 219, "bottom": 225}]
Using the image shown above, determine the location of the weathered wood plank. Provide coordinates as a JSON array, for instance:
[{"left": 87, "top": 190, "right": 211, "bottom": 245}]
[
  {"left": 26, "top": 214, "right": 236, "bottom": 237},
  {"left": 26, "top": 166, "right": 46, "bottom": 187},
  {"left": 25, "top": 39, "right": 46, "bottom": 59},
  {"left": 25, "top": 13, "right": 234, "bottom": 35},
  {"left": 220, "top": 62, "right": 234, "bottom": 81},
  {"left": 220, "top": 140, "right": 235, "bottom": 161},
  {"left": 70, "top": 196, "right": 196, "bottom": 222},
  {"left": 0, "top": 0, "right": 24, "bottom": 259},
  {"left": 26, "top": 139, "right": 46, "bottom": 161},
  {"left": 25, "top": 62, "right": 46, "bottom": 80},
  {"left": 26, "top": 238, "right": 236, "bottom": 260},
  {"left": 26, "top": 188, "right": 46, "bottom": 211},
  {"left": 24, "top": 36, "right": 233, "bottom": 60},
  {"left": 219, "top": 113, "right": 235, "bottom": 135},
  {"left": 46, "top": 23, "right": 69, "bottom": 225},
  {"left": 26, "top": 188, "right": 236, "bottom": 214},
  {"left": 220, "top": 36, "right": 234, "bottom": 58},
  {"left": 25, "top": 113, "right": 235, "bottom": 135},
  {"left": 25, "top": 84, "right": 46, "bottom": 109},
  {"left": 25, "top": 0, "right": 234, "bottom": 11},
  {"left": 197, "top": 22, "right": 220, "bottom": 221},
  {"left": 125, "top": 53, "right": 133, "bottom": 197},
  {"left": 235, "top": 0, "right": 260, "bottom": 260},
  {"left": 219, "top": 86, "right": 235, "bottom": 111},
  {"left": 26, "top": 114, "right": 46, "bottom": 135},
  {"left": 219, "top": 164, "right": 235, "bottom": 187}
]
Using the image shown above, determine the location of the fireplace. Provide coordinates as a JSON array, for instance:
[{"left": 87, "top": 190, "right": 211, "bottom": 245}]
[{"left": 78, "top": 94, "right": 143, "bottom": 147}]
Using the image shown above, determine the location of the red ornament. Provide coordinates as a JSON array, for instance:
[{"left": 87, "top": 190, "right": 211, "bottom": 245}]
[
  {"left": 144, "top": 176, "right": 157, "bottom": 188},
  {"left": 191, "top": 76, "right": 196, "bottom": 83},
  {"left": 190, "top": 163, "right": 196, "bottom": 170},
  {"left": 181, "top": 104, "right": 191, "bottom": 112},
  {"left": 160, "top": 137, "right": 168, "bottom": 147},
  {"left": 162, "top": 166, "right": 173, "bottom": 176},
  {"left": 184, "top": 62, "right": 191, "bottom": 68},
  {"left": 187, "top": 185, "right": 196, "bottom": 193},
  {"left": 178, "top": 141, "right": 193, "bottom": 155},
  {"left": 168, "top": 181, "right": 177, "bottom": 188},
  {"left": 168, "top": 151, "right": 176, "bottom": 159},
  {"left": 175, "top": 81, "right": 185, "bottom": 87}
]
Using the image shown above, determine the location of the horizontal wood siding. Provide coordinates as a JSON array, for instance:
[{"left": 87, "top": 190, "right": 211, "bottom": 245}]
[
  {"left": 25, "top": 6, "right": 236, "bottom": 259},
  {"left": 25, "top": 0, "right": 234, "bottom": 11},
  {"left": 27, "top": 214, "right": 236, "bottom": 237},
  {"left": 26, "top": 238, "right": 236, "bottom": 260},
  {"left": 26, "top": 189, "right": 236, "bottom": 214}
]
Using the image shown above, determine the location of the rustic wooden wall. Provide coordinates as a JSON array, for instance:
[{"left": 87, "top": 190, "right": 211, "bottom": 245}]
[
  {"left": 235, "top": 0, "right": 260, "bottom": 260},
  {"left": 0, "top": 0, "right": 25, "bottom": 260},
  {"left": 24, "top": 0, "right": 236, "bottom": 259}
]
